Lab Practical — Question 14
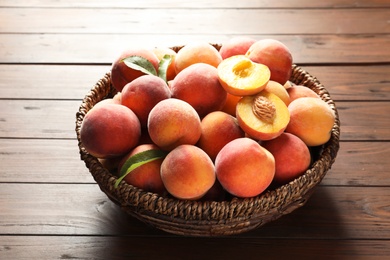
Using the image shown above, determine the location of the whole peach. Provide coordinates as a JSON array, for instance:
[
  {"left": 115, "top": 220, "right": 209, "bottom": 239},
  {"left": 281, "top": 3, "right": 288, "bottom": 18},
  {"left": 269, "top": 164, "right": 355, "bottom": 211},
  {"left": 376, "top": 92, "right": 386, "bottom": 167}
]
[
  {"left": 215, "top": 138, "right": 275, "bottom": 198},
  {"left": 286, "top": 97, "right": 336, "bottom": 146},
  {"left": 160, "top": 145, "right": 216, "bottom": 200},
  {"left": 246, "top": 39, "right": 293, "bottom": 85},
  {"left": 147, "top": 98, "right": 202, "bottom": 151},
  {"left": 262, "top": 133, "right": 311, "bottom": 185},
  {"left": 197, "top": 111, "right": 245, "bottom": 161},
  {"left": 80, "top": 103, "right": 141, "bottom": 158},
  {"left": 174, "top": 41, "right": 222, "bottom": 74},
  {"left": 170, "top": 63, "right": 227, "bottom": 117},
  {"left": 287, "top": 85, "right": 320, "bottom": 103},
  {"left": 118, "top": 144, "right": 166, "bottom": 195},
  {"left": 110, "top": 48, "right": 160, "bottom": 92},
  {"left": 219, "top": 36, "right": 257, "bottom": 59},
  {"left": 121, "top": 75, "right": 171, "bottom": 128}
]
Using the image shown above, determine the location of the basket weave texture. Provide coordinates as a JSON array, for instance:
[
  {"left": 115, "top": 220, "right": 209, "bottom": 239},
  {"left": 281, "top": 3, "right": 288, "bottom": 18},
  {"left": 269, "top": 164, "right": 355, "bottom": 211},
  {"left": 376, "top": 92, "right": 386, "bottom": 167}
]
[{"left": 75, "top": 46, "right": 340, "bottom": 236}]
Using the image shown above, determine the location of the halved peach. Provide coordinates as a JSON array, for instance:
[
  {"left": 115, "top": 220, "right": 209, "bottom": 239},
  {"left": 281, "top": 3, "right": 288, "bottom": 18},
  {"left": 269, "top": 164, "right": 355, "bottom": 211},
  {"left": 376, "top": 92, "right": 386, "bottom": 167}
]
[
  {"left": 236, "top": 90, "right": 290, "bottom": 141},
  {"left": 217, "top": 55, "right": 270, "bottom": 96}
]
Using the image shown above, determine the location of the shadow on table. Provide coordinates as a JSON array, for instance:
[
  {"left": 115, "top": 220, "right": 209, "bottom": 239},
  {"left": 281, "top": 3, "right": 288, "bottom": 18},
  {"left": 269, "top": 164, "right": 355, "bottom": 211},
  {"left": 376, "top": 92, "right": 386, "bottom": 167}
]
[{"left": 87, "top": 185, "right": 357, "bottom": 259}]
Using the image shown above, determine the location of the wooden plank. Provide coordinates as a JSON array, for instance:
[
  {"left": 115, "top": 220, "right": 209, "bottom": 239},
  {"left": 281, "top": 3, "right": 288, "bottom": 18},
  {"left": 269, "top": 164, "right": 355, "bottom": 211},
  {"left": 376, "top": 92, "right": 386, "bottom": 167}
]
[
  {"left": 1, "top": 139, "right": 389, "bottom": 187},
  {"left": 1, "top": 100, "right": 388, "bottom": 140},
  {"left": 322, "top": 141, "right": 390, "bottom": 186},
  {"left": 1, "top": 34, "right": 389, "bottom": 64},
  {"left": 1, "top": 64, "right": 389, "bottom": 101},
  {"left": 0, "top": 184, "right": 389, "bottom": 239},
  {"left": 1, "top": 8, "right": 389, "bottom": 34},
  {"left": 336, "top": 101, "right": 390, "bottom": 141},
  {"left": 2, "top": 0, "right": 390, "bottom": 8},
  {"left": 301, "top": 65, "right": 390, "bottom": 101},
  {"left": 0, "top": 236, "right": 389, "bottom": 260},
  {"left": 0, "top": 139, "right": 93, "bottom": 183},
  {"left": 0, "top": 65, "right": 110, "bottom": 100}
]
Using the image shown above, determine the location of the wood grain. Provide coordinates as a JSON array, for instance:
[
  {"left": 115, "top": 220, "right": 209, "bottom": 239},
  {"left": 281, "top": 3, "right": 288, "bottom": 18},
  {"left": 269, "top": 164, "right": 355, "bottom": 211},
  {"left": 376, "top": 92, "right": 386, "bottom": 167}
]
[
  {"left": 1, "top": 34, "right": 389, "bottom": 64},
  {"left": 2, "top": 8, "right": 389, "bottom": 34},
  {"left": 1, "top": 236, "right": 389, "bottom": 259},
  {"left": 4, "top": 0, "right": 390, "bottom": 8}
]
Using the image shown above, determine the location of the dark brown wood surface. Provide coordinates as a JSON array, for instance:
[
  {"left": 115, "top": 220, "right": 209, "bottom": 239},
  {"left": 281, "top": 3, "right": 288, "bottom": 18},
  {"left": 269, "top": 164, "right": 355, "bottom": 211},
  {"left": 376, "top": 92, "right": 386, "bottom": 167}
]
[{"left": 1, "top": 0, "right": 389, "bottom": 259}]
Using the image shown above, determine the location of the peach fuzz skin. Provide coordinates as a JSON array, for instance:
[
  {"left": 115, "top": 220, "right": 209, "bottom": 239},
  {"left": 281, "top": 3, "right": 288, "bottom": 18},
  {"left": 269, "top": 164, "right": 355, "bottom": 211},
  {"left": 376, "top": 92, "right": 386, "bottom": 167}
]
[
  {"left": 246, "top": 39, "right": 293, "bottom": 85},
  {"left": 219, "top": 36, "right": 257, "bottom": 60},
  {"left": 121, "top": 75, "right": 171, "bottom": 128},
  {"left": 174, "top": 41, "right": 222, "bottom": 74},
  {"left": 197, "top": 111, "right": 245, "bottom": 161},
  {"left": 160, "top": 145, "right": 216, "bottom": 200},
  {"left": 215, "top": 138, "right": 275, "bottom": 198},
  {"left": 147, "top": 98, "right": 202, "bottom": 151},
  {"left": 170, "top": 63, "right": 227, "bottom": 118},
  {"left": 80, "top": 103, "right": 141, "bottom": 159},
  {"left": 110, "top": 48, "right": 160, "bottom": 92},
  {"left": 262, "top": 133, "right": 311, "bottom": 185},
  {"left": 286, "top": 97, "right": 336, "bottom": 146},
  {"left": 118, "top": 144, "right": 166, "bottom": 195}
]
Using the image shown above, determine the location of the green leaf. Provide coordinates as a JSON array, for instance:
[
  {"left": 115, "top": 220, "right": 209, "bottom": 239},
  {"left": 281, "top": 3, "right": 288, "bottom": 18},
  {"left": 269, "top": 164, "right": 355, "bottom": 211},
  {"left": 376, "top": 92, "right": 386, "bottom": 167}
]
[
  {"left": 158, "top": 54, "right": 173, "bottom": 83},
  {"left": 114, "top": 149, "right": 167, "bottom": 189},
  {"left": 122, "top": 55, "right": 157, "bottom": 76}
]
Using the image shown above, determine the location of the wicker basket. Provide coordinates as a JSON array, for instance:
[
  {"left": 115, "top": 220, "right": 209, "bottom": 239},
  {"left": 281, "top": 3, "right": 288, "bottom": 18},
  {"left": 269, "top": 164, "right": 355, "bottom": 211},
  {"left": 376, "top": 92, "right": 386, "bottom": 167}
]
[{"left": 75, "top": 45, "right": 340, "bottom": 237}]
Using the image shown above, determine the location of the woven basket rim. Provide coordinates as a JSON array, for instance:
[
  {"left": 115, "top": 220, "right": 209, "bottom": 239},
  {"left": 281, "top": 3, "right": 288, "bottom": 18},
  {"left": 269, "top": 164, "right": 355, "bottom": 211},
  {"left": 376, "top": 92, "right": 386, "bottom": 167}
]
[{"left": 75, "top": 47, "right": 340, "bottom": 236}]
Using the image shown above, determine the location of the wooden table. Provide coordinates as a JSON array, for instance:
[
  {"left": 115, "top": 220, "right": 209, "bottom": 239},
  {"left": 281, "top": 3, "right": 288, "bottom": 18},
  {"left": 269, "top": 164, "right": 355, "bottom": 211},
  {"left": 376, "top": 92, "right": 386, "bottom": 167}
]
[{"left": 1, "top": 1, "right": 389, "bottom": 259}]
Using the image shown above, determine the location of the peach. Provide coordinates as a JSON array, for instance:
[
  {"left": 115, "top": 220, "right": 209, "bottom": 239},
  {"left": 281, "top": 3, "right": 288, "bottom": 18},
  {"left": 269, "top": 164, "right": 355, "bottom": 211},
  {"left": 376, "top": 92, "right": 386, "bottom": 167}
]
[
  {"left": 151, "top": 47, "right": 177, "bottom": 81},
  {"left": 93, "top": 97, "right": 121, "bottom": 109},
  {"left": 170, "top": 63, "right": 227, "bottom": 117},
  {"left": 221, "top": 92, "right": 241, "bottom": 116},
  {"left": 262, "top": 133, "right": 311, "bottom": 185},
  {"left": 118, "top": 144, "right": 166, "bottom": 195},
  {"left": 215, "top": 138, "right": 275, "bottom": 198},
  {"left": 287, "top": 85, "right": 320, "bottom": 103},
  {"left": 121, "top": 75, "right": 171, "bottom": 128},
  {"left": 147, "top": 98, "right": 202, "bottom": 151},
  {"left": 246, "top": 39, "right": 293, "bottom": 85},
  {"left": 217, "top": 55, "right": 271, "bottom": 96},
  {"left": 110, "top": 48, "right": 160, "bottom": 92},
  {"left": 197, "top": 111, "right": 245, "bottom": 161},
  {"left": 219, "top": 36, "right": 257, "bottom": 60},
  {"left": 80, "top": 103, "right": 141, "bottom": 158},
  {"left": 264, "top": 80, "right": 291, "bottom": 106},
  {"left": 236, "top": 90, "right": 290, "bottom": 141},
  {"left": 174, "top": 41, "right": 222, "bottom": 74},
  {"left": 286, "top": 97, "right": 336, "bottom": 146},
  {"left": 160, "top": 144, "right": 216, "bottom": 200}
]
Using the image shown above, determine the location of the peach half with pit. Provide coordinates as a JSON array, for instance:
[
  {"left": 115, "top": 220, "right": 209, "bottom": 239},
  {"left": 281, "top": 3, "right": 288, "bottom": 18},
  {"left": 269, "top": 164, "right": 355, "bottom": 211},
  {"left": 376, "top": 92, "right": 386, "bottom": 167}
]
[
  {"left": 147, "top": 98, "right": 202, "bottom": 151},
  {"left": 217, "top": 55, "right": 271, "bottom": 96},
  {"left": 262, "top": 132, "right": 311, "bottom": 185},
  {"left": 215, "top": 137, "right": 275, "bottom": 198},
  {"left": 160, "top": 144, "right": 216, "bottom": 200},
  {"left": 236, "top": 90, "right": 290, "bottom": 141}
]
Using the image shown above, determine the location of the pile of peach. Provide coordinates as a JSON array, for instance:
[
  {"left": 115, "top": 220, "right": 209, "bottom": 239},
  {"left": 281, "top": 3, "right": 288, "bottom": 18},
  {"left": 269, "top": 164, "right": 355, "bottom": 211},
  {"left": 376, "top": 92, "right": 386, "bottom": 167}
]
[{"left": 80, "top": 37, "right": 336, "bottom": 201}]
